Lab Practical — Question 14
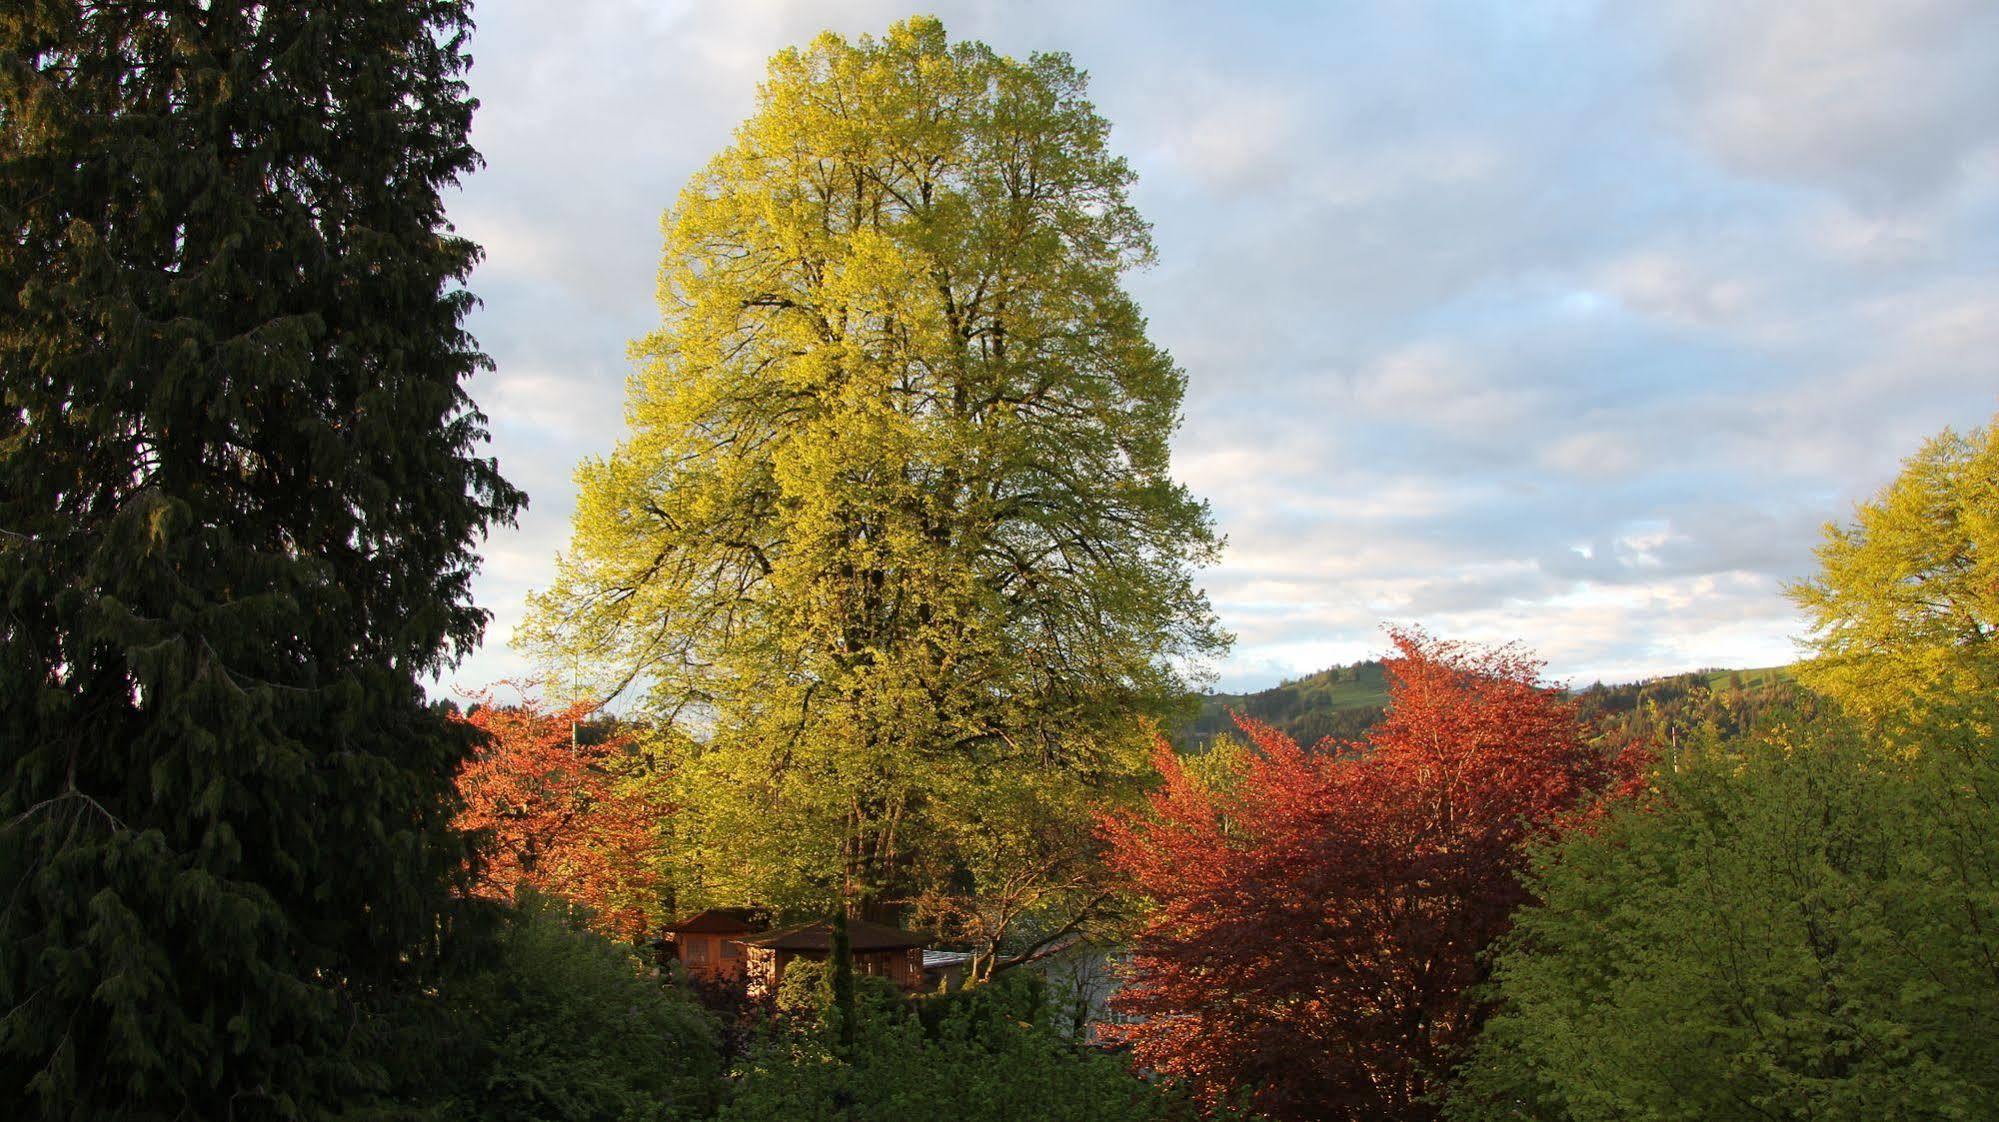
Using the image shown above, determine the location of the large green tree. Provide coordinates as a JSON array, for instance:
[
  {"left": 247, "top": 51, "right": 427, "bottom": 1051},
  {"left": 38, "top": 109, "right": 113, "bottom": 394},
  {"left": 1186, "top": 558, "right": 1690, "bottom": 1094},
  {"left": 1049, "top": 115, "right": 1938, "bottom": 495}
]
[
  {"left": 0, "top": 3, "right": 521, "bottom": 1117},
  {"left": 523, "top": 18, "right": 1224, "bottom": 936},
  {"left": 1449, "top": 713, "right": 1999, "bottom": 1121},
  {"left": 1789, "top": 413, "right": 1998, "bottom": 732}
]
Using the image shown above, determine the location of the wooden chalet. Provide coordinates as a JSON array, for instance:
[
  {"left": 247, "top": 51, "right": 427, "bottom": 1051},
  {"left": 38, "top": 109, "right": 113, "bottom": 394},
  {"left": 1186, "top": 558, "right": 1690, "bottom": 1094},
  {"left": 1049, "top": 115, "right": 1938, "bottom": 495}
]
[
  {"left": 734, "top": 917, "right": 929, "bottom": 997},
  {"left": 658, "top": 907, "right": 767, "bottom": 984}
]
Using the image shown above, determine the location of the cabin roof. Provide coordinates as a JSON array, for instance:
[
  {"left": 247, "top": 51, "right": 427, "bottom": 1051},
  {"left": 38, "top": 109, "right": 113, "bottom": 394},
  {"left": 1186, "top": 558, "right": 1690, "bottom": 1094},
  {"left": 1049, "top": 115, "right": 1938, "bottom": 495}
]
[
  {"left": 733, "top": 917, "right": 929, "bottom": 952},
  {"left": 661, "top": 907, "right": 766, "bottom": 935}
]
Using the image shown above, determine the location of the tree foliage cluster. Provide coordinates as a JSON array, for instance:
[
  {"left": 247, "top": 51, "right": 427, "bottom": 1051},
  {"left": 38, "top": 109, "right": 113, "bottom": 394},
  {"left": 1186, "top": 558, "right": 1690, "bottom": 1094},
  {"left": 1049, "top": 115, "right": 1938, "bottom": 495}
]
[
  {"left": 1789, "top": 420, "right": 1999, "bottom": 733},
  {"left": 12, "top": 2, "right": 1999, "bottom": 1120},
  {"left": 450, "top": 692, "right": 670, "bottom": 940},
  {"left": 1, "top": 1, "right": 522, "bottom": 1116},
  {"left": 1104, "top": 631, "right": 1641, "bottom": 1120},
  {"left": 720, "top": 971, "right": 1224, "bottom": 1122},
  {"left": 356, "top": 897, "right": 724, "bottom": 1122},
  {"left": 1103, "top": 413, "right": 1999, "bottom": 1122},
  {"left": 519, "top": 16, "right": 1224, "bottom": 974},
  {"left": 1438, "top": 414, "right": 1999, "bottom": 1120},
  {"left": 1451, "top": 710, "right": 1999, "bottom": 1122}
]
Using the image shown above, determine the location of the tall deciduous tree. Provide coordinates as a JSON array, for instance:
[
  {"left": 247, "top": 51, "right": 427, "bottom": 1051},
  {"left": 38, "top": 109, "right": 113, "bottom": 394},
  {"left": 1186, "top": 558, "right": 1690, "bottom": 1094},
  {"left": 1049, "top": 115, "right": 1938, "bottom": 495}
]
[
  {"left": 1102, "top": 631, "right": 1633, "bottom": 1122},
  {"left": 522, "top": 18, "right": 1225, "bottom": 926},
  {"left": 1789, "top": 412, "right": 1998, "bottom": 732},
  {"left": 0, "top": 3, "right": 521, "bottom": 1116}
]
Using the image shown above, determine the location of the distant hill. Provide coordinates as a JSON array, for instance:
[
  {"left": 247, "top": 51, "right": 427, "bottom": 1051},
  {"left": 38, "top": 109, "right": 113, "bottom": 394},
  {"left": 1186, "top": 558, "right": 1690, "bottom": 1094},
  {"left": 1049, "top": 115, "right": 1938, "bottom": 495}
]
[
  {"left": 1575, "top": 665, "right": 1810, "bottom": 753},
  {"left": 1175, "top": 662, "right": 1391, "bottom": 749},
  {"left": 1175, "top": 661, "right": 1809, "bottom": 752}
]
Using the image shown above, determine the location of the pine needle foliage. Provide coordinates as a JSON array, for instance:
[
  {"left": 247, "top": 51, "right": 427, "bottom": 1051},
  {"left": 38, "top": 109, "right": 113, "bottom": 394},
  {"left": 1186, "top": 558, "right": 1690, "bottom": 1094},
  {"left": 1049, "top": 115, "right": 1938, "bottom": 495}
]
[{"left": 0, "top": 2, "right": 521, "bottom": 1117}]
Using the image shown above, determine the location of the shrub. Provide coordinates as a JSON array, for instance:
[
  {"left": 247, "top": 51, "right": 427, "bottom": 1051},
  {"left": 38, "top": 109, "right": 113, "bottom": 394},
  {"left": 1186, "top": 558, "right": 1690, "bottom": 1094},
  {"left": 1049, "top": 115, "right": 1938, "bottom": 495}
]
[
  {"left": 355, "top": 897, "right": 722, "bottom": 1121},
  {"left": 1451, "top": 713, "right": 1999, "bottom": 1121},
  {"left": 720, "top": 973, "right": 1224, "bottom": 1121}
]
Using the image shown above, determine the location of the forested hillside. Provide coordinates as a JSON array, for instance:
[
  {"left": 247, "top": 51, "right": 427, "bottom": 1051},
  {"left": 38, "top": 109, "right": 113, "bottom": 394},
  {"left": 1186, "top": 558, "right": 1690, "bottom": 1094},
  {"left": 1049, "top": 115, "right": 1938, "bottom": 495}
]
[
  {"left": 1176, "top": 662, "right": 1391, "bottom": 748},
  {"left": 1573, "top": 666, "right": 1809, "bottom": 752},
  {"left": 1179, "top": 662, "right": 1805, "bottom": 751}
]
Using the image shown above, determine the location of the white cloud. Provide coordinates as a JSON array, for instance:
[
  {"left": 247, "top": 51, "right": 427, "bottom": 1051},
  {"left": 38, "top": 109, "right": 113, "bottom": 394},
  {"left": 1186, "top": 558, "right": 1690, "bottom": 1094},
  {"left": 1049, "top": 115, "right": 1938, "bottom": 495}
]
[
  {"left": 441, "top": 0, "right": 1999, "bottom": 697},
  {"left": 1598, "top": 251, "right": 1753, "bottom": 327},
  {"left": 1637, "top": 0, "right": 1999, "bottom": 205}
]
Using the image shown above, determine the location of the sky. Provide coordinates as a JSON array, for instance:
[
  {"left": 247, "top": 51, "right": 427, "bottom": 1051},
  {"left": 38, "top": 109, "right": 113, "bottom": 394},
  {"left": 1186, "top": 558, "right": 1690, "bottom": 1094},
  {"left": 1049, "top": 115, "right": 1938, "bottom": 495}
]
[{"left": 443, "top": 0, "right": 1999, "bottom": 696}]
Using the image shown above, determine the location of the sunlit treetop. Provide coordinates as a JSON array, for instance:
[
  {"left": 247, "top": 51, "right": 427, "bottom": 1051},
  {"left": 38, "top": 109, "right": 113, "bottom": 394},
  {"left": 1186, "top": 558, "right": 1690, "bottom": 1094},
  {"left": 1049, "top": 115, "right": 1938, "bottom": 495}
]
[
  {"left": 522, "top": 17, "right": 1224, "bottom": 912},
  {"left": 1789, "top": 413, "right": 1999, "bottom": 734}
]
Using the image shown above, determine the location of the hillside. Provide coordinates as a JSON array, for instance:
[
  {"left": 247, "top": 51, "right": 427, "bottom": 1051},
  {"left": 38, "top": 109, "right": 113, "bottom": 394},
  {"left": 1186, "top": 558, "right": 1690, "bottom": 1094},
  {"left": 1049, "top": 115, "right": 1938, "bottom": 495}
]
[
  {"left": 1176, "top": 662, "right": 1391, "bottom": 749},
  {"left": 1576, "top": 665, "right": 1810, "bottom": 752},
  {"left": 1176, "top": 661, "right": 1808, "bottom": 751}
]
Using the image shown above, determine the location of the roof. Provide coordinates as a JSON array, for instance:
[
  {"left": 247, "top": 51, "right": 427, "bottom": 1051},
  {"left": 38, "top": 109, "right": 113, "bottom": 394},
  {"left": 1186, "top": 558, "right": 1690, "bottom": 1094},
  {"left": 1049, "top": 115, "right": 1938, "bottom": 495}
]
[
  {"left": 661, "top": 907, "right": 766, "bottom": 935},
  {"left": 733, "top": 917, "right": 929, "bottom": 952}
]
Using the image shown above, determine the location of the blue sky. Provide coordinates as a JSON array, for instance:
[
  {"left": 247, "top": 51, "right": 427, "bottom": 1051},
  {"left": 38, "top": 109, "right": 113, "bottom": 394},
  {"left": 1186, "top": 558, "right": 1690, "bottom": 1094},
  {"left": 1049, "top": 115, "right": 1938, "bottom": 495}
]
[{"left": 443, "top": 0, "right": 1999, "bottom": 695}]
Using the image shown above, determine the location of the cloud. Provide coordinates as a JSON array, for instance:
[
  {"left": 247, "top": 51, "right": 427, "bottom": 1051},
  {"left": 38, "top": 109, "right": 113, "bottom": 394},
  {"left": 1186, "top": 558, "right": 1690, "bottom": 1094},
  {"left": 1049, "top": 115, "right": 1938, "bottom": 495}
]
[
  {"left": 1631, "top": 0, "right": 1999, "bottom": 206},
  {"left": 442, "top": 0, "right": 1999, "bottom": 698}
]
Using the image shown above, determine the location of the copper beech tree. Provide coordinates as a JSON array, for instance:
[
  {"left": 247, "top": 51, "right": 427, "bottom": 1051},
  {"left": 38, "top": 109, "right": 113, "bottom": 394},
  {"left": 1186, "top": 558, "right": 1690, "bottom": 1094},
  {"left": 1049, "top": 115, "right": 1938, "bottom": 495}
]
[
  {"left": 451, "top": 692, "right": 664, "bottom": 940},
  {"left": 1102, "top": 630, "right": 1641, "bottom": 1121}
]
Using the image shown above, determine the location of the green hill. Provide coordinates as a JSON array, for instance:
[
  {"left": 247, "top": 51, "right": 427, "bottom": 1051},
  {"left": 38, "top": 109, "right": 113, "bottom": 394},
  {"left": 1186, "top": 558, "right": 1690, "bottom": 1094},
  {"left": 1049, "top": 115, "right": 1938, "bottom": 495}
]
[
  {"left": 1176, "top": 662, "right": 1391, "bottom": 749},
  {"left": 1578, "top": 665, "right": 1807, "bottom": 752},
  {"left": 1175, "top": 662, "right": 1806, "bottom": 752}
]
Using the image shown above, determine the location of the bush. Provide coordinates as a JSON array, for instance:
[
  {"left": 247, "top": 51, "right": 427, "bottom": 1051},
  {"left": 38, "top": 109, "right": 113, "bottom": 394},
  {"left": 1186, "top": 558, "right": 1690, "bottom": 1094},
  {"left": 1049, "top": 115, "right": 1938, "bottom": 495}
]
[
  {"left": 1451, "top": 712, "right": 1999, "bottom": 1121},
  {"left": 720, "top": 973, "right": 1223, "bottom": 1121},
  {"left": 355, "top": 897, "right": 723, "bottom": 1121}
]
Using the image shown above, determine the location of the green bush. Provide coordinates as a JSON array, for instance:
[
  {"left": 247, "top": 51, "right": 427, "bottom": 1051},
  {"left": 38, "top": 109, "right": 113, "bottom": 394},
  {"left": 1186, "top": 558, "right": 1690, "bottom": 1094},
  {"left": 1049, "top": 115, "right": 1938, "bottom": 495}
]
[
  {"left": 1451, "top": 712, "right": 1999, "bottom": 1121},
  {"left": 720, "top": 973, "right": 1220, "bottom": 1121},
  {"left": 355, "top": 897, "right": 722, "bottom": 1121}
]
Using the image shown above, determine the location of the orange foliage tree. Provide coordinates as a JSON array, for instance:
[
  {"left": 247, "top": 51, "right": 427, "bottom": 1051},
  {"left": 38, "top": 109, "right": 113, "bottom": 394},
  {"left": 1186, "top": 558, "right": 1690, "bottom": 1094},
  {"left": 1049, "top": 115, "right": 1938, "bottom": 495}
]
[
  {"left": 451, "top": 689, "right": 665, "bottom": 940},
  {"left": 1101, "top": 630, "right": 1640, "bottom": 1121}
]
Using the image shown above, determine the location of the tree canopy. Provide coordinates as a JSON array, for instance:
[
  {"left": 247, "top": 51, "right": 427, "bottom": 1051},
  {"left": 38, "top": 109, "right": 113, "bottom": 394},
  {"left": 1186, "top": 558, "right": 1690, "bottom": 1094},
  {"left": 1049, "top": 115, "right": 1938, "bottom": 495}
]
[
  {"left": 1452, "top": 711, "right": 1999, "bottom": 1122},
  {"left": 521, "top": 17, "right": 1225, "bottom": 929},
  {"left": 0, "top": 2, "right": 520, "bottom": 1115},
  {"left": 1102, "top": 630, "right": 1637, "bottom": 1121},
  {"left": 452, "top": 693, "right": 667, "bottom": 941},
  {"left": 1789, "top": 412, "right": 1999, "bottom": 733}
]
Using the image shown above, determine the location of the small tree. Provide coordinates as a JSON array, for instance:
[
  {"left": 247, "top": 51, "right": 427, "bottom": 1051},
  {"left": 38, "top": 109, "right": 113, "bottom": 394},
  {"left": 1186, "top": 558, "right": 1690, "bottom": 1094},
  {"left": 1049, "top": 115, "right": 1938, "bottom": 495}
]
[{"left": 1103, "top": 630, "right": 1635, "bottom": 1121}]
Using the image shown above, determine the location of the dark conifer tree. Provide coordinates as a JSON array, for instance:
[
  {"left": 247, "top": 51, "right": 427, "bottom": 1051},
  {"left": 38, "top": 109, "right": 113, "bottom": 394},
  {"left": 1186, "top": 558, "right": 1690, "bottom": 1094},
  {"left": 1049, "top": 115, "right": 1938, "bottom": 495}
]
[{"left": 0, "top": 3, "right": 522, "bottom": 1117}]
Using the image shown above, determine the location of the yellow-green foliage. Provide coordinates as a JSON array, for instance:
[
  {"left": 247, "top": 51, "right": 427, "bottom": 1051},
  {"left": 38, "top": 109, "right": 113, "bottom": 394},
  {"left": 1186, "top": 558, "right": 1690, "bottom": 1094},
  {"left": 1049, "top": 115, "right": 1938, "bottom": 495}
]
[
  {"left": 1451, "top": 713, "right": 1999, "bottom": 1122},
  {"left": 521, "top": 18, "right": 1225, "bottom": 918},
  {"left": 1789, "top": 416, "right": 1999, "bottom": 733}
]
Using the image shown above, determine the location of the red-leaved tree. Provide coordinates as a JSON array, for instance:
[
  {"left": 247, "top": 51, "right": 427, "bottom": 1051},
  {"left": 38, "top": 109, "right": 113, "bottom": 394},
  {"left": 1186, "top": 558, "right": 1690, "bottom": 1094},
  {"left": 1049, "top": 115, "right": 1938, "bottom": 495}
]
[
  {"left": 452, "top": 689, "right": 664, "bottom": 940},
  {"left": 1101, "top": 629, "right": 1640, "bottom": 1120}
]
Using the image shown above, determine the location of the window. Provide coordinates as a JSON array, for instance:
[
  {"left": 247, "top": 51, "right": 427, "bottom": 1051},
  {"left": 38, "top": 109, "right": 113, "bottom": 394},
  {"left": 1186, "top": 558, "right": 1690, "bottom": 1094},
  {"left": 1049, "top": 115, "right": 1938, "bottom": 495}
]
[
  {"left": 723, "top": 941, "right": 743, "bottom": 959},
  {"left": 685, "top": 938, "right": 709, "bottom": 963}
]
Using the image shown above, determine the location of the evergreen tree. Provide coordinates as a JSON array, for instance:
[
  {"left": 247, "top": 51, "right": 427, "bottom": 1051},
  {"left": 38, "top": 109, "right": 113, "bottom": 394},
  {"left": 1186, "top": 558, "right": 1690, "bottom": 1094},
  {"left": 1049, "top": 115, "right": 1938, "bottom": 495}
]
[{"left": 0, "top": 3, "right": 522, "bottom": 1118}]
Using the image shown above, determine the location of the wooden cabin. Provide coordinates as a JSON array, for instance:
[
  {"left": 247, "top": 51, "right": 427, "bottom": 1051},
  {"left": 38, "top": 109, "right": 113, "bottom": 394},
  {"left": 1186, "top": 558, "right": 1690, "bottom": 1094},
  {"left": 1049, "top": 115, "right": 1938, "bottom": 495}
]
[
  {"left": 734, "top": 918, "right": 929, "bottom": 997},
  {"left": 659, "top": 907, "right": 766, "bottom": 983}
]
